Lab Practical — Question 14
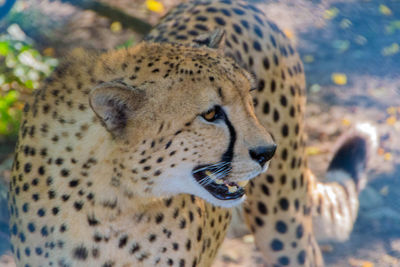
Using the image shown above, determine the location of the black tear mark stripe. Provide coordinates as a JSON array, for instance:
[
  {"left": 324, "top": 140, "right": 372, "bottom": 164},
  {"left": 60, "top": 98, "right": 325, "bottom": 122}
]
[{"left": 220, "top": 109, "right": 236, "bottom": 163}]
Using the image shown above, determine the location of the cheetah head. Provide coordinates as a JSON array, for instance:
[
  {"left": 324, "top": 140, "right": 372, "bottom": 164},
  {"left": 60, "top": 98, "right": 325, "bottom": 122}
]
[{"left": 89, "top": 33, "right": 275, "bottom": 207}]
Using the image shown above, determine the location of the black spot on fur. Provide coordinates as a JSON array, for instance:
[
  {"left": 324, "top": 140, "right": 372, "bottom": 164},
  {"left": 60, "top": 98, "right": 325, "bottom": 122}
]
[{"left": 73, "top": 245, "right": 88, "bottom": 260}]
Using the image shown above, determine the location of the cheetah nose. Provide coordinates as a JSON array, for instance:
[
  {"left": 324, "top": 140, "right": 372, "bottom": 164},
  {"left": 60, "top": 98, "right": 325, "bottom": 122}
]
[{"left": 249, "top": 144, "right": 277, "bottom": 167}]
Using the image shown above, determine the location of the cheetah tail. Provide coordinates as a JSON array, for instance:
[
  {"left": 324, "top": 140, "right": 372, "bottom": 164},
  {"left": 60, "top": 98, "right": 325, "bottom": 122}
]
[
  {"left": 311, "top": 122, "right": 378, "bottom": 242},
  {"left": 327, "top": 122, "right": 378, "bottom": 192}
]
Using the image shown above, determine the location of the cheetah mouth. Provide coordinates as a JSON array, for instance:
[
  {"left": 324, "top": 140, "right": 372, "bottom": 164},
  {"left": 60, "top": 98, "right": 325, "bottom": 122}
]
[{"left": 192, "top": 164, "right": 248, "bottom": 200}]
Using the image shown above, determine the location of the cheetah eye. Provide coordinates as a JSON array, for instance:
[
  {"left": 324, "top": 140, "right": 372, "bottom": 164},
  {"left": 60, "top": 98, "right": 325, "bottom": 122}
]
[{"left": 201, "top": 105, "right": 222, "bottom": 122}]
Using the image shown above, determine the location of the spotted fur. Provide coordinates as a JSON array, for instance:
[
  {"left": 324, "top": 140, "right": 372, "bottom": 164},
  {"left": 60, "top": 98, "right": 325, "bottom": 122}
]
[
  {"left": 9, "top": 0, "right": 375, "bottom": 266},
  {"left": 8, "top": 37, "right": 275, "bottom": 266}
]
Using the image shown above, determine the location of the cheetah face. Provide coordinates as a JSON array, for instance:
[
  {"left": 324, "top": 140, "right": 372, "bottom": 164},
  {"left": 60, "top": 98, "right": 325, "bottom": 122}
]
[
  {"left": 89, "top": 42, "right": 276, "bottom": 207},
  {"left": 140, "top": 69, "right": 277, "bottom": 208}
]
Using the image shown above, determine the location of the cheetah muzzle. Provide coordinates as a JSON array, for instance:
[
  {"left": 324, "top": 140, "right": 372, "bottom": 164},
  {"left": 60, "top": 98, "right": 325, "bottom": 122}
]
[
  {"left": 192, "top": 104, "right": 276, "bottom": 201},
  {"left": 192, "top": 144, "right": 277, "bottom": 200}
]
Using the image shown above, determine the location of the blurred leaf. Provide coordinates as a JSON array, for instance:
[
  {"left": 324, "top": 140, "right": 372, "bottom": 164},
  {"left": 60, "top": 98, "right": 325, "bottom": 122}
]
[
  {"left": 116, "top": 37, "right": 136, "bottom": 50},
  {"left": 333, "top": 40, "right": 350, "bottom": 52},
  {"left": 348, "top": 258, "right": 374, "bottom": 267},
  {"left": 24, "top": 80, "right": 34, "bottom": 89},
  {"left": 0, "top": 41, "right": 10, "bottom": 56},
  {"left": 384, "top": 153, "right": 392, "bottom": 161},
  {"left": 309, "top": 84, "right": 321, "bottom": 93},
  {"left": 283, "top": 29, "right": 294, "bottom": 39},
  {"left": 0, "top": 121, "right": 8, "bottom": 135},
  {"left": 110, "top": 21, "right": 123, "bottom": 33},
  {"left": 385, "top": 20, "right": 400, "bottom": 34},
  {"left": 382, "top": 43, "right": 399, "bottom": 56},
  {"left": 4, "top": 91, "right": 19, "bottom": 104},
  {"left": 354, "top": 35, "right": 367, "bottom": 45},
  {"left": 341, "top": 118, "right": 351, "bottom": 126},
  {"left": 332, "top": 73, "right": 347, "bottom": 85},
  {"left": 0, "top": 24, "right": 57, "bottom": 137},
  {"left": 324, "top": 7, "right": 339, "bottom": 20},
  {"left": 304, "top": 55, "right": 314, "bottom": 63},
  {"left": 386, "top": 116, "right": 396, "bottom": 125},
  {"left": 380, "top": 186, "right": 389, "bottom": 196},
  {"left": 0, "top": 75, "right": 5, "bottom": 86},
  {"left": 379, "top": 4, "right": 392, "bottom": 16},
  {"left": 146, "top": 0, "right": 164, "bottom": 13},
  {"left": 306, "top": 146, "right": 322, "bottom": 156},
  {"left": 0, "top": 99, "right": 7, "bottom": 111},
  {"left": 340, "top": 19, "right": 352, "bottom": 29}
]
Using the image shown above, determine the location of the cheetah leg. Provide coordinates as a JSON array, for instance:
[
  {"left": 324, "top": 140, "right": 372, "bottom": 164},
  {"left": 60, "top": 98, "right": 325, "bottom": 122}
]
[
  {"left": 242, "top": 161, "right": 325, "bottom": 267},
  {"left": 240, "top": 123, "right": 376, "bottom": 267},
  {"left": 311, "top": 123, "right": 377, "bottom": 242}
]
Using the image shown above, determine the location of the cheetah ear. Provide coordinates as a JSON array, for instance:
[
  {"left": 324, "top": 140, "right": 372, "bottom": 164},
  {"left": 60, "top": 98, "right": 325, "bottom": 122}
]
[
  {"left": 89, "top": 81, "right": 146, "bottom": 135},
  {"left": 193, "top": 28, "right": 226, "bottom": 51}
]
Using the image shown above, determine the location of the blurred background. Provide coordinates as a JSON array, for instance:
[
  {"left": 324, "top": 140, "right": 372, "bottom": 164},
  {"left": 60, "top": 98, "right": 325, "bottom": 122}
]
[{"left": 0, "top": 0, "right": 399, "bottom": 266}]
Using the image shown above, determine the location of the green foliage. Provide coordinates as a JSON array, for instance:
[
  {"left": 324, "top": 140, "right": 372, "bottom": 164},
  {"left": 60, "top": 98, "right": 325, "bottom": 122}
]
[
  {"left": 115, "top": 37, "right": 136, "bottom": 50},
  {"left": 0, "top": 24, "right": 57, "bottom": 137}
]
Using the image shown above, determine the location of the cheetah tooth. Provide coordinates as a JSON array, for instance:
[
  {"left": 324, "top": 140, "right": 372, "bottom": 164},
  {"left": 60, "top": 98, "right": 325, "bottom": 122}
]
[
  {"left": 237, "top": 180, "right": 249, "bottom": 188},
  {"left": 227, "top": 185, "right": 238, "bottom": 193}
]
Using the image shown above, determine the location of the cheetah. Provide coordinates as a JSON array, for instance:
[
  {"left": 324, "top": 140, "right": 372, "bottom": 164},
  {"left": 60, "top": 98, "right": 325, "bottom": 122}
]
[{"left": 8, "top": 0, "right": 376, "bottom": 267}]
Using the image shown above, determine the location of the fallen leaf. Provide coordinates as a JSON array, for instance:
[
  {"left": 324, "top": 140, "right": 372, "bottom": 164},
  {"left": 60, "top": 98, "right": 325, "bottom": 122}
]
[
  {"left": 283, "top": 29, "right": 294, "bottom": 39},
  {"left": 378, "top": 147, "right": 385, "bottom": 155},
  {"left": 384, "top": 153, "right": 392, "bottom": 161},
  {"left": 354, "top": 35, "right": 367, "bottom": 45},
  {"left": 382, "top": 43, "right": 399, "bottom": 56},
  {"left": 385, "top": 20, "right": 400, "bottom": 34},
  {"left": 146, "top": 0, "right": 165, "bottom": 13},
  {"left": 386, "top": 116, "right": 396, "bottom": 125},
  {"left": 333, "top": 40, "right": 350, "bottom": 52},
  {"left": 379, "top": 4, "right": 392, "bottom": 16},
  {"left": 341, "top": 118, "right": 351, "bottom": 126},
  {"left": 306, "top": 146, "right": 322, "bottom": 156},
  {"left": 324, "top": 7, "right": 339, "bottom": 20},
  {"left": 110, "top": 21, "right": 122, "bottom": 33},
  {"left": 380, "top": 186, "right": 389, "bottom": 196},
  {"left": 332, "top": 73, "right": 347, "bottom": 85},
  {"left": 309, "top": 84, "right": 321, "bottom": 93},
  {"left": 304, "top": 55, "right": 314, "bottom": 63},
  {"left": 362, "top": 262, "right": 374, "bottom": 267},
  {"left": 348, "top": 258, "right": 374, "bottom": 267},
  {"left": 340, "top": 18, "right": 352, "bottom": 29}
]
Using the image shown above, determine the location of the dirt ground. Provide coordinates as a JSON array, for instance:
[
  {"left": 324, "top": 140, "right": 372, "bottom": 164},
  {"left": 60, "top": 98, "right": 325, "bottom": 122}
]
[{"left": 1, "top": 0, "right": 400, "bottom": 266}]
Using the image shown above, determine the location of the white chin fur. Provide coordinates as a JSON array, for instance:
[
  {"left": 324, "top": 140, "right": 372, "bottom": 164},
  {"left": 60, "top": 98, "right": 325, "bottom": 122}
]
[
  {"left": 158, "top": 163, "right": 269, "bottom": 208},
  {"left": 194, "top": 167, "right": 266, "bottom": 208}
]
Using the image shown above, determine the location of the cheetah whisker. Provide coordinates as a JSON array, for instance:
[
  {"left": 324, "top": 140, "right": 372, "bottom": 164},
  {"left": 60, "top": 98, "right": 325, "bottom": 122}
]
[{"left": 192, "top": 161, "right": 230, "bottom": 174}]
